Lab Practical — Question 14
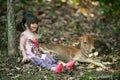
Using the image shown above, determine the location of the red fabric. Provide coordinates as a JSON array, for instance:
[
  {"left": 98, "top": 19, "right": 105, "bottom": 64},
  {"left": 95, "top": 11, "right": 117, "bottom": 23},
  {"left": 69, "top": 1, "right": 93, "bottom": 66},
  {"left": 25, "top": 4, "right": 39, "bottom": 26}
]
[
  {"left": 66, "top": 60, "right": 76, "bottom": 69},
  {"left": 54, "top": 63, "right": 63, "bottom": 73},
  {"left": 32, "top": 39, "right": 39, "bottom": 48}
]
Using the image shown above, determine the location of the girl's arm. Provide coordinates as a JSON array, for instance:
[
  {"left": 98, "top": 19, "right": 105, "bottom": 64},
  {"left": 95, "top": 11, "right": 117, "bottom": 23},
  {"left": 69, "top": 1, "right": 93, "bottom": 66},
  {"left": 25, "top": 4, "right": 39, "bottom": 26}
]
[
  {"left": 19, "top": 34, "right": 29, "bottom": 62},
  {"left": 39, "top": 47, "right": 51, "bottom": 55}
]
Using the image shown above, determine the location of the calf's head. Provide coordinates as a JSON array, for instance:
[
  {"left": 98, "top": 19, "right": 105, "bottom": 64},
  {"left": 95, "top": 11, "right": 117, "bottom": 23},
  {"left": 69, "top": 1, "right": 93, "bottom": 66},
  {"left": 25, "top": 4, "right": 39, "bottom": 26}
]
[{"left": 79, "top": 35, "right": 96, "bottom": 54}]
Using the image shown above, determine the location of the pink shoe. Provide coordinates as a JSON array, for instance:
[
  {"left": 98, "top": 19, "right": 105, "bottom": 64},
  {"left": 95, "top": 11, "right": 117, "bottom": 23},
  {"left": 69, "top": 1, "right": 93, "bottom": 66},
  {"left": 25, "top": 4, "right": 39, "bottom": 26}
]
[
  {"left": 54, "top": 63, "right": 63, "bottom": 73},
  {"left": 66, "top": 60, "right": 76, "bottom": 69}
]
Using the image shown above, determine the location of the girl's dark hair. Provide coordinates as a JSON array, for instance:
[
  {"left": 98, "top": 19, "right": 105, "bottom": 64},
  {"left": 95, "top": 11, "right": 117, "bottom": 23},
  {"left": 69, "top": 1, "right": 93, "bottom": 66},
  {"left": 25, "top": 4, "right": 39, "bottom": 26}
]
[{"left": 17, "top": 11, "right": 39, "bottom": 32}]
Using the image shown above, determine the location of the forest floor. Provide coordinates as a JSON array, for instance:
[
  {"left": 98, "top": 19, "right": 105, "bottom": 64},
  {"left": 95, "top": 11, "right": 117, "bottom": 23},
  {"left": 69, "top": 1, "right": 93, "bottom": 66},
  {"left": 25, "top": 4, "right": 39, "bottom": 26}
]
[{"left": 0, "top": 1, "right": 120, "bottom": 80}]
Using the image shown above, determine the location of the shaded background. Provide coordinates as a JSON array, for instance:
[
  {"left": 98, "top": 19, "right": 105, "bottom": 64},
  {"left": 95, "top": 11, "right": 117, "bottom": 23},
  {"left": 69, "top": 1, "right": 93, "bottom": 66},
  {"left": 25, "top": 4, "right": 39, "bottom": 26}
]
[{"left": 0, "top": 0, "right": 120, "bottom": 80}]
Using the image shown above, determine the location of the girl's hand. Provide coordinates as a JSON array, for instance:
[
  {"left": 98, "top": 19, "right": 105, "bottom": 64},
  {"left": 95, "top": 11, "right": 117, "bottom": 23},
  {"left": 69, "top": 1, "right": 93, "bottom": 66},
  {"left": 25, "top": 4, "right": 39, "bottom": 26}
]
[
  {"left": 22, "top": 55, "right": 29, "bottom": 62},
  {"left": 44, "top": 51, "right": 51, "bottom": 55},
  {"left": 39, "top": 47, "right": 51, "bottom": 55}
]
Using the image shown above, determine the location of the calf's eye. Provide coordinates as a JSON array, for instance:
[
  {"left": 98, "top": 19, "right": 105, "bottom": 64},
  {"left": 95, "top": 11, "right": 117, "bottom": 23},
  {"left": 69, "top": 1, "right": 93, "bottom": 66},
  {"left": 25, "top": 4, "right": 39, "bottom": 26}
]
[{"left": 84, "top": 42, "right": 87, "bottom": 44}]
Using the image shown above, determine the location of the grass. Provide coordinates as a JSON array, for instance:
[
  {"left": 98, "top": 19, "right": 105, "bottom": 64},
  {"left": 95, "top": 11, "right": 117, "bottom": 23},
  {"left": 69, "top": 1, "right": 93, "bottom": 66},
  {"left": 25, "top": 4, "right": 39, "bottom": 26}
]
[{"left": 0, "top": 53, "right": 120, "bottom": 80}]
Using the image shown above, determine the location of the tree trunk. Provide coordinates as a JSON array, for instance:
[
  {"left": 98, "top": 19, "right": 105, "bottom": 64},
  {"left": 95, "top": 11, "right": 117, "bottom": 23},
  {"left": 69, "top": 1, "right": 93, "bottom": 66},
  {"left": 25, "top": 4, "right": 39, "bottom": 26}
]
[{"left": 7, "top": 0, "right": 16, "bottom": 55}]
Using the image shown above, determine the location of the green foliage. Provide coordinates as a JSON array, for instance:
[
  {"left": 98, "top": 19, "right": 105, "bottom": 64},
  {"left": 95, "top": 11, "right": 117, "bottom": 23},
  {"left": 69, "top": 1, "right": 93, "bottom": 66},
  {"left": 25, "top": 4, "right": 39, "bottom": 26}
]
[
  {"left": 54, "top": 0, "right": 80, "bottom": 7},
  {"left": 55, "top": 0, "right": 63, "bottom": 4},
  {"left": 20, "top": 0, "right": 29, "bottom": 5},
  {"left": 14, "top": 5, "right": 21, "bottom": 13},
  {"left": 38, "top": 0, "right": 43, "bottom": 3},
  {"left": 68, "top": 0, "right": 80, "bottom": 7},
  {"left": 112, "top": 23, "right": 119, "bottom": 36},
  {"left": 0, "top": 0, "right": 6, "bottom": 6},
  {"left": 67, "top": 20, "right": 76, "bottom": 28},
  {"left": 98, "top": 0, "right": 120, "bottom": 18},
  {"left": 80, "top": 70, "right": 98, "bottom": 80},
  {"left": 38, "top": 28, "right": 49, "bottom": 43},
  {"left": 40, "top": 2, "right": 50, "bottom": 8},
  {"left": 111, "top": 71, "right": 120, "bottom": 80},
  {"left": 0, "top": 27, "right": 7, "bottom": 52}
]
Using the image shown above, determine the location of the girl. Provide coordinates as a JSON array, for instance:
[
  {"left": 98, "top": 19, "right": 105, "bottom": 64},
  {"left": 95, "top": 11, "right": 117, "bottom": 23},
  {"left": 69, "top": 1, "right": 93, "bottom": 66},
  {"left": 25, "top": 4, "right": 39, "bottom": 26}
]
[{"left": 18, "top": 12, "right": 76, "bottom": 73}]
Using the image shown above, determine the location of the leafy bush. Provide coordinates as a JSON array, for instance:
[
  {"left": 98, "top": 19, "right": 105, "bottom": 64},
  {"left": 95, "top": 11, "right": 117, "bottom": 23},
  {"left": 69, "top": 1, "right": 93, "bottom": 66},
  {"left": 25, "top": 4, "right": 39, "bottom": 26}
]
[{"left": 97, "top": 0, "right": 120, "bottom": 18}]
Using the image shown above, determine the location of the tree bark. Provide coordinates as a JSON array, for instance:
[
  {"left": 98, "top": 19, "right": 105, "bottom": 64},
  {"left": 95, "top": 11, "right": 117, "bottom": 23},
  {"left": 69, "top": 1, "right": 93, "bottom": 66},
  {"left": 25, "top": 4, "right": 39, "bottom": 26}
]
[{"left": 7, "top": 0, "right": 16, "bottom": 55}]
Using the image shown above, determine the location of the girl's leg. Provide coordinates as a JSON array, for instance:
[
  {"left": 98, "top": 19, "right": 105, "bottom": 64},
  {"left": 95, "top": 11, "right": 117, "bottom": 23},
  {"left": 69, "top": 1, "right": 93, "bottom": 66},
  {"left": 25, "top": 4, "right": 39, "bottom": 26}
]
[
  {"left": 45, "top": 55, "right": 57, "bottom": 67},
  {"left": 46, "top": 55, "right": 57, "bottom": 64},
  {"left": 58, "top": 60, "right": 76, "bottom": 69},
  {"left": 51, "top": 63, "right": 63, "bottom": 73},
  {"left": 65, "top": 60, "right": 76, "bottom": 69},
  {"left": 30, "top": 57, "right": 63, "bottom": 73},
  {"left": 45, "top": 55, "right": 76, "bottom": 70},
  {"left": 44, "top": 56, "right": 63, "bottom": 73},
  {"left": 30, "top": 57, "right": 52, "bottom": 70}
]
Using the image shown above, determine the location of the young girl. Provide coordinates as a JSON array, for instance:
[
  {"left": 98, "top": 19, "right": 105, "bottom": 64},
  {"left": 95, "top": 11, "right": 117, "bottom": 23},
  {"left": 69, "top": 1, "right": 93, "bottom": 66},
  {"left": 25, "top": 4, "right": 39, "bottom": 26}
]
[{"left": 18, "top": 12, "right": 76, "bottom": 73}]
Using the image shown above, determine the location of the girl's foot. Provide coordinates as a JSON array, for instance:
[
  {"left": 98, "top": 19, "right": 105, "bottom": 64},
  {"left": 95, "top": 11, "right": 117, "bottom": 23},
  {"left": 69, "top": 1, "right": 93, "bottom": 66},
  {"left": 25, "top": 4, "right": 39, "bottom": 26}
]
[
  {"left": 66, "top": 60, "right": 76, "bottom": 69},
  {"left": 54, "top": 63, "right": 63, "bottom": 73}
]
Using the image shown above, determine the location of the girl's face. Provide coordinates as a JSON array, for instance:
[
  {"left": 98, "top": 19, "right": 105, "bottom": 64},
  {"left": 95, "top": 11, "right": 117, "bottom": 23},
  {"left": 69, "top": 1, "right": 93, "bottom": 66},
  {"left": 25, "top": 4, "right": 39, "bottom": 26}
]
[{"left": 29, "top": 23, "right": 38, "bottom": 32}]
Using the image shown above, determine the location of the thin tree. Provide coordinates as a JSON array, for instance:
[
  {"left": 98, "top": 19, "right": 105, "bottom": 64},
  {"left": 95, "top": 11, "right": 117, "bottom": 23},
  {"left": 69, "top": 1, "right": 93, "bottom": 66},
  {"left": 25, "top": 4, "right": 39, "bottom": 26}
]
[{"left": 7, "top": 0, "right": 16, "bottom": 55}]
